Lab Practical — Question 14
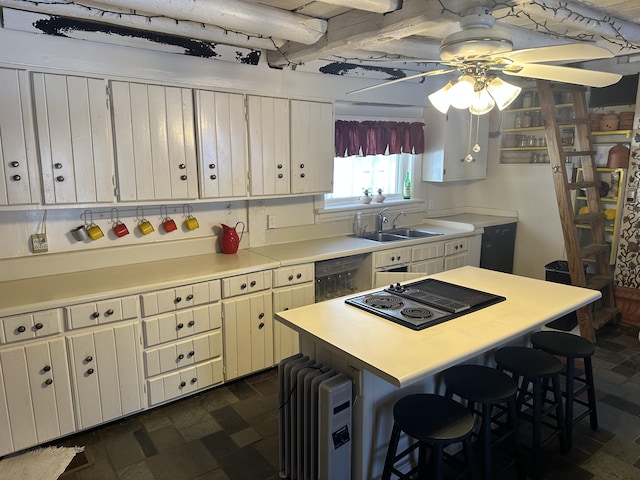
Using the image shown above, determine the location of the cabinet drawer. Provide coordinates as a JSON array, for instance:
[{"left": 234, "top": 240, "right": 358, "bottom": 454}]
[
  {"left": 141, "top": 280, "right": 221, "bottom": 317},
  {"left": 1, "top": 309, "right": 63, "bottom": 344},
  {"left": 373, "top": 247, "right": 411, "bottom": 270},
  {"left": 65, "top": 296, "right": 138, "bottom": 330},
  {"left": 142, "top": 304, "right": 222, "bottom": 347},
  {"left": 445, "top": 238, "right": 469, "bottom": 256},
  {"left": 222, "top": 271, "right": 271, "bottom": 298},
  {"left": 410, "top": 258, "right": 444, "bottom": 275},
  {"left": 144, "top": 331, "right": 222, "bottom": 377},
  {"left": 147, "top": 358, "right": 223, "bottom": 406},
  {"left": 273, "top": 264, "right": 314, "bottom": 287},
  {"left": 412, "top": 242, "right": 445, "bottom": 262}
]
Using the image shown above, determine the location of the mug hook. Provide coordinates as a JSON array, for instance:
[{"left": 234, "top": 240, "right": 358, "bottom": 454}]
[
  {"left": 160, "top": 205, "right": 168, "bottom": 220},
  {"left": 110, "top": 208, "right": 120, "bottom": 225},
  {"left": 81, "top": 209, "right": 93, "bottom": 226},
  {"left": 136, "top": 206, "right": 145, "bottom": 222}
]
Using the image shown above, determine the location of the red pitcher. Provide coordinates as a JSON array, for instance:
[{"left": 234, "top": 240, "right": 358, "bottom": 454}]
[{"left": 220, "top": 221, "right": 245, "bottom": 254}]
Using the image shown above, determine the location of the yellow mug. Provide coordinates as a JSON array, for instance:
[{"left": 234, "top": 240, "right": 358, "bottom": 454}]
[
  {"left": 184, "top": 216, "right": 199, "bottom": 231},
  {"left": 138, "top": 219, "right": 154, "bottom": 235},
  {"left": 87, "top": 224, "right": 104, "bottom": 241}
]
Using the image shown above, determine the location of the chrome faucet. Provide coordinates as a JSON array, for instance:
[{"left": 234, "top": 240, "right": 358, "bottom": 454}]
[
  {"left": 391, "top": 211, "right": 406, "bottom": 230},
  {"left": 376, "top": 207, "right": 389, "bottom": 232}
]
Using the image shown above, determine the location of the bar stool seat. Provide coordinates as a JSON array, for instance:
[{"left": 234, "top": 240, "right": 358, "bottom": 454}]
[
  {"left": 445, "top": 365, "right": 524, "bottom": 480},
  {"left": 530, "top": 330, "right": 598, "bottom": 448},
  {"left": 382, "top": 393, "right": 477, "bottom": 480},
  {"left": 494, "top": 346, "right": 567, "bottom": 480}
]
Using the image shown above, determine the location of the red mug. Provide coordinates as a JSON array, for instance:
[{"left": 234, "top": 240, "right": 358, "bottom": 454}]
[
  {"left": 113, "top": 222, "right": 129, "bottom": 238},
  {"left": 162, "top": 217, "right": 177, "bottom": 233}
]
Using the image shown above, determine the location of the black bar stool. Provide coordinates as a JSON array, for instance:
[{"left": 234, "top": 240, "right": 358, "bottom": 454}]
[
  {"left": 444, "top": 364, "right": 524, "bottom": 480},
  {"left": 494, "top": 346, "right": 568, "bottom": 480},
  {"left": 382, "top": 393, "right": 477, "bottom": 480},
  {"left": 530, "top": 330, "right": 598, "bottom": 448}
]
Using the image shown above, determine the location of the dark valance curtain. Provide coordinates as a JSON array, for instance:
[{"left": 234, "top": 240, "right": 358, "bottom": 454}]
[{"left": 335, "top": 120, "right": 425, "bottom": 157}]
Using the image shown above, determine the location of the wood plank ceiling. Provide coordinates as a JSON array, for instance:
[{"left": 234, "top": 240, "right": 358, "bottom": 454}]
[{"left": 2, "top": 0, "right": 640, "bottom": 80}]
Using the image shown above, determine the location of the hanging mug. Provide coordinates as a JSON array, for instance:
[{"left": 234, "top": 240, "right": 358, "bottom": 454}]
[
  {"left": 160, "top": 205, "right": 177, "bottom": 233},
  {"left": 184, "top": 216, "right": 199, "bottom": 231},
  {"left": 113, "top": 222, "right": 129, "bottom": 238},
  {"left": 71, "top": 225, "right": 90, "bottom": 241},
  {"left": 87, "top": 224, "right": 104, "bottom": 241},
  {"left": 138, "top": 219, "right": 154, "bottom": 235}
]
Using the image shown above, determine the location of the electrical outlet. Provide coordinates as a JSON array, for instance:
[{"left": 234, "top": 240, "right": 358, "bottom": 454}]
[
  {"left": 30, "top": 233, "right": 48, "bottom": 253},
  {"left": 267, "top": 214, "right": 276, "bottom": 229}
]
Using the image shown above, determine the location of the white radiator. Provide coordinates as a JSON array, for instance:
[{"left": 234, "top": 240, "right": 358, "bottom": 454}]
[{"left": 278, "top": 354, "right": 352, "bottom": 480}]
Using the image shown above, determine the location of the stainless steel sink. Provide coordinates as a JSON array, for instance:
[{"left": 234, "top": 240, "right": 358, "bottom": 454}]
[
  {"left": 355, "top": 228, "right": 443, "bottom": 242},
  {"left": 387, "top": 228, "right": 443, "bottom": 238}
]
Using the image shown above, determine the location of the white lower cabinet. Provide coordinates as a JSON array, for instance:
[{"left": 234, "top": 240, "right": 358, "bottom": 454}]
[
  {"left": 67, "top": 322, "right": 143, "bottom": 430},
  {"left": 223, "top": 291, "right": 273, "bottom": 381},
  {"left": 0, "top": 337, "right": 74, "bottom": 456},
  {"left": 272, "top": 283, "right": 314, "bottom": 363},
  {"left": 444, "top": 238, "right": 470, "bottom": 270}
]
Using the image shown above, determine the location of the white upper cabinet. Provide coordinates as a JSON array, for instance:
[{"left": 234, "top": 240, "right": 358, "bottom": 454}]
[
  {"left": 422, "top": 108, "right": 488, "bottom": 182},
  {"left": 0, "top": 68, "right": 39, "bottom": 206},
  {"left": 32, "top": 72, "right": 114, "bottom": 204},
  {"left": 195, "top": 90, "right": 248, "bottom": 198},
  {"left": 111, "top": 81, "right": 198, "bottom": 201},
  {"left": 247, "top": 95, "right": 290, "bottom": 196},
  {"left": 290, "top": 100, "right": 334, "bottom": 194}
]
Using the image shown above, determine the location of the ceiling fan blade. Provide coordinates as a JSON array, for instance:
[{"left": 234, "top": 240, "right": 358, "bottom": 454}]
[
  {"left": 505, "top": 44, "right": 614, "bottom": 64},
  {"left": 504, "top": 64, "right": 621, "bottom": 88},
  {"left": 346, "top": 68, "right": 455, "bottom": 94}
]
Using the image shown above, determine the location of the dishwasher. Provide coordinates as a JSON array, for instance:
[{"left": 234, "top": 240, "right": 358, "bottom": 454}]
[{"left": 480, "top": 223, "right": 517, "bottom": 274}]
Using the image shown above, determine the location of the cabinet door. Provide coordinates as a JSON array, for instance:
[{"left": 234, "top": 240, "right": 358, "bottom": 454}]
[
  {"left": 195, "top": 90, "right": 247, "bottom": 198},
  {"left": 423, "top": 108, "right": 488, "bottom": 182},
  {"left": 410, "top": 258, "right": 444, "bottom": 275},
  {"left": 32, "top": 72, "right": 114, "bottom": 204},
  {"left": 67, "top": 323, "right": 142, "bottom": 429},
  {"left": 247, "top": 95, "right": 290, "bottom": 196},
  {"left": 111, "top": 81, "right": 198, "bottom": 201},
  {"left": 444, "top": 253, "right": 469, "bottom": 271},
  {"left": 272, "top": 283, "right": 314, "bottom": 362},
  {"left": 0, "top": 338, "right": 74, "bottom": 455},
  {"left": 290, "top": 100, "right": 333, "bottom": 194},
  {"left": 0, "top": 67, "right": 39, "bottom": 206},
  {"left": 223, "top": 292, "right": 273, "bottom": 380}
]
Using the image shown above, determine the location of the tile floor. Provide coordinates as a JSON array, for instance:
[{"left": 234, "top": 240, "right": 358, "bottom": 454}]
[{"left": 56, "top": 322, "right": 640, "bottom": 480}]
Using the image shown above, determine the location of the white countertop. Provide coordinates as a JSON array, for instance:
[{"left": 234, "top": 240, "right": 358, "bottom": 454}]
[
  {"left": 274, "top": 266, "right": 600, "bottom": 388},
  {"left": 425, "top": 213, "right": 518, "bottom": 228}
]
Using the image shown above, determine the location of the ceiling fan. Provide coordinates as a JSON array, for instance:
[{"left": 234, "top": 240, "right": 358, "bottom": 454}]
[{"left": 348, "top": 6, "right": 622, "bottom": 113}]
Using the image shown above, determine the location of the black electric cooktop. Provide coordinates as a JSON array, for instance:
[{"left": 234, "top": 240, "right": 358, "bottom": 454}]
[{"left": 345, "top": 278, "right": 506, "bottom": 330}]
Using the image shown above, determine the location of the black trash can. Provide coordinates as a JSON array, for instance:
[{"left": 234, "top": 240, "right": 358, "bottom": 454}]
[{"left": 543, "top": 261, "right": 587, "bottom": 331}]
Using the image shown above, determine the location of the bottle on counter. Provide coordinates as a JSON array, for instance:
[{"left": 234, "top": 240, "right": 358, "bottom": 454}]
[
  {"left": 403, "top": 172, "right": 411, "bottom": 199},
  {"left": 353, "top": 211, "right": 362, "bottom": 236}
]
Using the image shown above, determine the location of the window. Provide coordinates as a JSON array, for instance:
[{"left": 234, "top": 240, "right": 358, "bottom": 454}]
[{"left": 325, "top": 153, "right": 413, "bottom": 205}]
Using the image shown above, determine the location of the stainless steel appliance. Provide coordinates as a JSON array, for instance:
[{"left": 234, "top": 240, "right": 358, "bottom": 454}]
[{"left": 345, "top": 278, "right": 505, "bottom": 330}]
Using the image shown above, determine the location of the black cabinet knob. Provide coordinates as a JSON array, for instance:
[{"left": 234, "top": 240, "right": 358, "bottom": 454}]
[
  {"left": 300, "top": 173, "right": 305, "bottom": 178},
  {"left": 56, "top": 175, "right": 64, "bottom": 182},
  {"left": 258, "top": 322, "right": 265, "bottom": 329},
  {"left": 85, "top": 356, "right": 93, "bottom": 362},
  {"left": 177, "top": 354, "right": 184, "bottom": 360},
  {"left": 91, "top": 312, "right": 100, "bottom": 319},
  {"left": 45, "top": 378, "right": 53, "bottom": 385},
  {"left": 35, "top": 322, "right": 44, "bottom": 330},
  {"left": 17, "top": 325, "right": 26, "bottom": 333},
  {"left": 296, "top": 273, "right": 302, "bottom": 279},
  {"left": 188, "top": 320, "right": 195, "bottom": 327},
  {"left": 180, "top": 381, "right": 186, "bottom": 388},
  {"left": 209, "top": 164, "right": 216, "bottom": 169},
  {"left": 210, "top": 174, "right": 217, "bottom": 180},
  {"left": 288, "top": 275, "right": 294, "bottom": 281},
  {"left": 258, "top": 313, "right": 264, "bottom": 319},
  {"left": 175, "top": 297, "right": 182, "bottom": 303},
  {"left": 54, "top": 163, "right": 62, "bottom": 169},
  {"left": 177, "top": 323, "right": 184, "bottom": 330},
  {"left": 191, "top": 377, "right": 197, "bottom": 384},
  {"left": 10, "top": 161, "right": 19, "bottom": 167},
  {"left": 300, "top": 164, "right": 305, "bottom": 168},
  {"left": 43, "top": 365, "right": 51, "bottom": 372},
  {"left": 180, "top": 175, "right": 188, "bottom": 181},
  {"left": 277, "top": 164, "right": 283, "bottom": 169},
  {"left": 188, "top": 351, "right": 195, "bottom": 357},
  {"left": 105, "top": 309, "right": 114, "bottom": 316},
  {"left": 12, "top": 175, "right": 21, "bottom": 181},
  {"left": 186, "top": 294, "right": 193, "bottom": 301},
  {"left": 87, "top": 368, "right": 94, "bottom": 375},
  {"left": 240, "top": 283, "right": 247, "bottom": 290},
  {"left": 391, "top": 256, "right": 395, "bottom": 262},
  {"left": 278, "top": 174, "right": 283, "bottom": 179},
  {"left": 179, "top": 164, "right": 186, "bottom": 169},
  {"left": 250, "top": 280, "right": 256, "bottom": 287}
]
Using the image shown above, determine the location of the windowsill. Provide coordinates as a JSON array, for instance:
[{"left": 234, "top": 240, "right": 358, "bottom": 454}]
[{"left": 316, "top": 198, "right": 425, "bottom": 222}]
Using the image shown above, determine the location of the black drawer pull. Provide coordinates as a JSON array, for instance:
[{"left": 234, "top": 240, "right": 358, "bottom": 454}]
[
  {"left": 85, "top": 355, "right": 93, "bottom": 362},
  {"left": 258, "top": 322, "right": 265, "bottom": 329},
  {"left": 288, "top": 275, "right": 294, "bottom": 281},
  {"left": 10, "top": 161, "right": 19, "bottom": 167},
  {"left": 105, "top": 309, "right": 114, "bottom": 316},
  {"left": 177, "top": 323, "right": 184, "bottom": 330},
  {"left": 296, "top": 273, "right": 302, "bottom": 279},
  {"left": 250, "top": 280, "right": 256, "bottom": 287},
  {"left": 258, "top": 313, "right": 265, "bottom": 319},
  {"left": 180, "top": 381, "right": 186, "bottom": 388},
  {"left": 87, "top": 368, "right": 94, "bottom": 375},
  {"left": 240, "top": 283, "right": 247, "bottom": 290},
  {"left": 188, "top": 320, "right": 195, "bottom": 327},
  {"left": 45, "top": 378, "right": 53, "bottom": 385},
  {"left": 177, "top": 354, "right": 184, "bottom": 360},
  {"left": 17, "top": 325, "right": 26, "bottom": 333},
  {"left": 188, "top": 351, "right": 195, "bottom": 357},
  {"left": 175, "top": 297, "right": 182, "bottom": 303},
  {"left": 43, "top": 365, "right": 51, "bottom": 372},
  {"left": 12, "top": 175, "right": 21, "bottom": 181},
  {"left": 186, "top": 294, "right": 194, "bottom": 301},
  {"left": 190, "top": 377, "right": 197, "bottom": 384},
  {"left": 35, "top": 322, "right": 44, "bottom": 330},
  {"left": 91, "top": 312, "right": 100, "bottom": 319},
  {"left": 54, "top": 163, "right": 62, "bottom": 169}
]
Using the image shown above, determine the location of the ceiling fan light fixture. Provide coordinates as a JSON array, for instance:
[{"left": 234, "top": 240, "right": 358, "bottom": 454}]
[
  {"left": 449, "top": 75, "right": 476, "bottom": 109},
  {"left": 486, "top": 77, "right": 522, "bottom": 110},
  {"left": 469, "top": 88, "right": 495, "bottom": 115},
  {"left": 428, "top": 81, "right": 454, "bottom": 114},
  {"left": 439, "top": 27, "right": 513, "bottom": 61}
]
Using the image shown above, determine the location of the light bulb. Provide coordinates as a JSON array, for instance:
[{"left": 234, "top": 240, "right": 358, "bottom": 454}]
[
  {"left": 449, "top": 75, "right": 476, "bottom": 109},
  {"left": 487, "top": 77, "right": 522, "bottom": 110},
  {"left": 469, "top": 88, "right": 496, "bottom": 115},
  {"left": 428, "top": 81, "right": 454, "bottom": 114}
]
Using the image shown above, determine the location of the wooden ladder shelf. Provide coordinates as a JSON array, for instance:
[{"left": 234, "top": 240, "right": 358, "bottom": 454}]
[{"left": 536, "top": 80, "right": 618, "bottom": 342}]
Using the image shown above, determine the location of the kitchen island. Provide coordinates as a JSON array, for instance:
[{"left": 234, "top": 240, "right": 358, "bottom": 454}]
[{"left": 274, "top": 266, "right": 601, "bottom": 480}]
